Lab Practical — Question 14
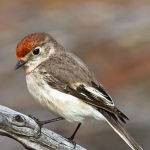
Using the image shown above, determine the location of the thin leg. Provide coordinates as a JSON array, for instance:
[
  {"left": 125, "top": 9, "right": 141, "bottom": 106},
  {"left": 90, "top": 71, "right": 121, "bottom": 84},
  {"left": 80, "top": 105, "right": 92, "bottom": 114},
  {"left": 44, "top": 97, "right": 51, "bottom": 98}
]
[
  {"left": 69, "top": 123, "right": 82, "bottom": 141},
  {"left": 39, "top": 117, "right": 64, "bottom": 126},
  {"left": 29, "top": 115, "right": 64, "bottom": 127}
]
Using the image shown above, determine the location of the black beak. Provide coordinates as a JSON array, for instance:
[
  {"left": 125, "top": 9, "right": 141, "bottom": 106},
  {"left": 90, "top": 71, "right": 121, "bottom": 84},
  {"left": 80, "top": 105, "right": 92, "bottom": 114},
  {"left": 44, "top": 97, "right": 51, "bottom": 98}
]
[{"left": 15, "top": 60, "right": 27, "bottom": 70}]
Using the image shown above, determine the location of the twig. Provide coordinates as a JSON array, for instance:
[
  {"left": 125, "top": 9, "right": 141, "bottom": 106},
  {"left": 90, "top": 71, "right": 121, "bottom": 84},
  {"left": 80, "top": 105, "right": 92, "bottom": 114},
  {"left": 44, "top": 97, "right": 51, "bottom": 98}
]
[{"left": 0, "top": 105, "right": 86, "bottom": 150}]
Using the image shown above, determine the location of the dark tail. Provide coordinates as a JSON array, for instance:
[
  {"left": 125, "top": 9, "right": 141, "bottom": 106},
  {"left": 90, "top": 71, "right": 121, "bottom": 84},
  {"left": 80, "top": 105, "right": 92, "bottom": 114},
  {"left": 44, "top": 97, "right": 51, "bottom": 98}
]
[{"left": 99, "top": 109, "right": 143, "bottom": 150}]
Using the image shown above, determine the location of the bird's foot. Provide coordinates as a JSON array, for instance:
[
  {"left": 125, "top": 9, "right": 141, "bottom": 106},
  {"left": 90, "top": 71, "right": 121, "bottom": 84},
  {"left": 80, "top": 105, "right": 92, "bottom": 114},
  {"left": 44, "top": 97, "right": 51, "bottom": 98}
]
[
  {"left": 28, "top": 114, "right": 43, "bottom": 128},
  {"left": 68, "top": 134, "right": 75, "bottom": 141},
  {"left": 28, "top": 114, "right": 43, "bottom": 137},
  {"left": 28, "top": 114, "right": 40, "bottom": 124},
  {"left": 67, "top": 136, "right": 76, "bottom": 149}
]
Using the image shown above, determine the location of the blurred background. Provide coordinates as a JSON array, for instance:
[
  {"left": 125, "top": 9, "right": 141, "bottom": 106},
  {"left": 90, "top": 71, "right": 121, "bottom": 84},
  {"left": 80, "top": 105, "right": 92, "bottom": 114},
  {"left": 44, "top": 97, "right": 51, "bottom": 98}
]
[{"left": 0, "top": 0, "right": 150, "bottom": 149}]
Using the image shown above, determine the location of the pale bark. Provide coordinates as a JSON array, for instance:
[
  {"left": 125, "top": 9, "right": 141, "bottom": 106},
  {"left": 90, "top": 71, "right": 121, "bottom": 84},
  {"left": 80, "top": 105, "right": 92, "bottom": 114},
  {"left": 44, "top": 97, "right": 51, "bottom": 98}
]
[{"left": 0, "top": 105, "right": 86, "bottom": 150}]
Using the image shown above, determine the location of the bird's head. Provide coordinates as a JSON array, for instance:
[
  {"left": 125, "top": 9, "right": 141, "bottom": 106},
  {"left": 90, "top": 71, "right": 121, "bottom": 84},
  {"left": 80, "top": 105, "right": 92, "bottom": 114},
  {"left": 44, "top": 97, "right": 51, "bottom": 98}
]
[{"left": 15, "top": 32, "right": 63, "bottom": 73}]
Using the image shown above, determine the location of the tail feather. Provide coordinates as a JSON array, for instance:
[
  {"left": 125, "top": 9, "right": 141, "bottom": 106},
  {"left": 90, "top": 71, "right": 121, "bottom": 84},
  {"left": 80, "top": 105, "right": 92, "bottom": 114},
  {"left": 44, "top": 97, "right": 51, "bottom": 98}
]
[
  {"left": 99, "top": 110, "right": 143, "bottom": 150},
  {"left": 115, "top": 108, "right": 129, "bottom": 123}
]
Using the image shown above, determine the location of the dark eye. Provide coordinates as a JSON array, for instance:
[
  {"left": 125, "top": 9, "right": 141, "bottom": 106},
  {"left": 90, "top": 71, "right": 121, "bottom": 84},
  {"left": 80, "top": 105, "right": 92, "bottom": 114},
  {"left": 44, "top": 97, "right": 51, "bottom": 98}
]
[{"left": 33, "top": 48, "right": 40, "bottom": 55}]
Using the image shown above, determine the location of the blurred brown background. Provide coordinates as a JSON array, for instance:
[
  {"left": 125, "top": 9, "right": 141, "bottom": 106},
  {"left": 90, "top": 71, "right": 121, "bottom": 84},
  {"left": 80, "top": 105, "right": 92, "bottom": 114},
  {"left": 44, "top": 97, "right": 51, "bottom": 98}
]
[{"left": 0, "top": 0, "right": 149, "bottom": 149}]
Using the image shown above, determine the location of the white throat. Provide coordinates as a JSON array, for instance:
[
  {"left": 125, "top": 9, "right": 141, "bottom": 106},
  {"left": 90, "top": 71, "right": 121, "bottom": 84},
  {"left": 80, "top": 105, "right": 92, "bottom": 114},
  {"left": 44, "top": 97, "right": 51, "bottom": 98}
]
[{"left": 24, "top": 47, "right": 55, "bottom": 74}]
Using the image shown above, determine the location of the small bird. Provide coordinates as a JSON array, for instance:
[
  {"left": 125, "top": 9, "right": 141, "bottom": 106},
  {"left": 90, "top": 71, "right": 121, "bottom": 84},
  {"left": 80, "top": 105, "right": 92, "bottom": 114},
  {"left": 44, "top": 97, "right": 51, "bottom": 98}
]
[{"left": 15, "top": 32, "right": 142, "bottom": 150}]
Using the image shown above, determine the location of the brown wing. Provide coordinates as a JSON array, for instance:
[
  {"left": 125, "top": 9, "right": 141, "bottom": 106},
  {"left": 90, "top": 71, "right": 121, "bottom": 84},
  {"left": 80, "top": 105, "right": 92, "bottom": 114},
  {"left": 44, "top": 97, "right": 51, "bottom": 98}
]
[
  {"left": 66, "top": 83, "right": 128, "bottom": 123},
  {"left": 39, "top": 52, "right": 129, "bottom": 123}
]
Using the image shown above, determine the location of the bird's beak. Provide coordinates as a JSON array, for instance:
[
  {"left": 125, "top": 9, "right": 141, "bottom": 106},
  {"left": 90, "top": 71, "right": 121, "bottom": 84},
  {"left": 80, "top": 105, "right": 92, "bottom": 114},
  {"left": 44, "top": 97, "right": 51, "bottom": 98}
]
[{"left": 15, "top": 60, "right": 27, "bottom": 70}]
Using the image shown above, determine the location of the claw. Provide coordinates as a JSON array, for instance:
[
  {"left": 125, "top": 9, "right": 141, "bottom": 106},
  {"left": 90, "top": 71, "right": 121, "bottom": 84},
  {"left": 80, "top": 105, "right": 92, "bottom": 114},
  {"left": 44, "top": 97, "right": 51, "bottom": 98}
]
[
  {"left": 67, "top": 137, "right": 76, "bottom": 149},
  {"left": 28, "top": 114, "right": 42, "bottom": 128}
]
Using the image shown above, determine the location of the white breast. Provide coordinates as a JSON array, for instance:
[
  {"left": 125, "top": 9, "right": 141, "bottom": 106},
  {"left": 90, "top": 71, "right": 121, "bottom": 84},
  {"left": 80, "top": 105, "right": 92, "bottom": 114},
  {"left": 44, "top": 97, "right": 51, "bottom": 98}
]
[{"left": 26, "top": 72, "right": 104, "bottom": 122}]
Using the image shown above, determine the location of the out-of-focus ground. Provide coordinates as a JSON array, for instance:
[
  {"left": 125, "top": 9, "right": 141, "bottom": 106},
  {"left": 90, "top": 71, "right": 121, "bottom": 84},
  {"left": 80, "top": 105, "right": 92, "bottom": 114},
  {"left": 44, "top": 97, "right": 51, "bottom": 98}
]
[{"left": 0, "top": 0, "right": 150, "bottom": 149}]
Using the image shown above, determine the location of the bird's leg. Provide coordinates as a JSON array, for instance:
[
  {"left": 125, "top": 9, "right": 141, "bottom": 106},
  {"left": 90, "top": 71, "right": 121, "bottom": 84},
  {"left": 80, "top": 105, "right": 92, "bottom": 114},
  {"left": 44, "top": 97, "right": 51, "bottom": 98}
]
[
  {"left": 68, "top": 123, "right": 82, "bottom": 141},
  {"left": 39, "top": 117, "right": 64, "bottom": 126},
  {"left": 28, "top": 115, "right": 64, "bottom": 127}
]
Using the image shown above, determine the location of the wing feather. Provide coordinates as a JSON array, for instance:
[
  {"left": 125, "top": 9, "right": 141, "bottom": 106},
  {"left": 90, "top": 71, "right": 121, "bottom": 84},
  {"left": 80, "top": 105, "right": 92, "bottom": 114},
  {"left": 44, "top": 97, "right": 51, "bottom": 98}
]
[{"left": 39, "top": 52, "right": 128, "bottom": 123}]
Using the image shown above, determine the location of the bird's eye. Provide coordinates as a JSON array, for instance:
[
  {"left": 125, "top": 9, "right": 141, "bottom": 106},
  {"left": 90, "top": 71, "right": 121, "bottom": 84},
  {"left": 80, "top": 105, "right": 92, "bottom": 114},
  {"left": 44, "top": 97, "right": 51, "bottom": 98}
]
[{"left": 33, "top": 48, "right": 40, "bottom": 55}]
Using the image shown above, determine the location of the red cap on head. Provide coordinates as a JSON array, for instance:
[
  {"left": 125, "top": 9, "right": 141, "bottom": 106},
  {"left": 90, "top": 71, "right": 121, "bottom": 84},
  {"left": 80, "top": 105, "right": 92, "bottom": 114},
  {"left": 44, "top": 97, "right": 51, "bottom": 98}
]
[{"left": 16, "top": 33, "right": 47, "bottom": 59}]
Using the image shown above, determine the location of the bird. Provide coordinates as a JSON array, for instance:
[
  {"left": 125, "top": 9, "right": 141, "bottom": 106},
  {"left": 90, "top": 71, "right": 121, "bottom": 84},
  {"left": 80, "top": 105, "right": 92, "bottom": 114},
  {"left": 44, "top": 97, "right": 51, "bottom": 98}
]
[{"left": 15, "top": 32, "right": 142, "bottom": 150}]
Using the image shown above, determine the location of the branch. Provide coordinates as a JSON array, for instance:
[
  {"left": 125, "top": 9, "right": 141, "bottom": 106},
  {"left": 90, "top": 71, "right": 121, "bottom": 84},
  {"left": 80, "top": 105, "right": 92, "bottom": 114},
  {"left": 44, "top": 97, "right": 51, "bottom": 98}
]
[{"left": 0, "top": 105, "right": 86, "bottom": 150}]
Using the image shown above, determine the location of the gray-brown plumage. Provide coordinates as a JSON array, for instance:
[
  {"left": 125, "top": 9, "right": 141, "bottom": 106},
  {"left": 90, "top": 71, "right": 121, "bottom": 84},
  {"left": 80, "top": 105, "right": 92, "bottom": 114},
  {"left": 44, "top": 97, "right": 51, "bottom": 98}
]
[
  {"left": 15, "top": 32, "right": 143, "bottom": 150},
  {"left": 38, "top": 52, "right": 127, "bottom": 122}
]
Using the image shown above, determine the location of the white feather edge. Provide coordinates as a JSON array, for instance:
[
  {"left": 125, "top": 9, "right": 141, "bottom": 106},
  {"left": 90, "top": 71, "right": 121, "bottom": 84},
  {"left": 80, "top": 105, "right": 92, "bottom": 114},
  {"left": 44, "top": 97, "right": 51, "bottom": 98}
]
[{"left": 84, "top": 86, "right": 114, "bottom": 106}]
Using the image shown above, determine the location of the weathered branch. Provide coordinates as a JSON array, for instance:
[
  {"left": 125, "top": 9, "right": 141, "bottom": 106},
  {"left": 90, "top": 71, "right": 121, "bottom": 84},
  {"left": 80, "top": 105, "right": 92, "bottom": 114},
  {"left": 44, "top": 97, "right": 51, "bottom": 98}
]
[{"left": 0, "top": 105, "right": 86, "bottom": 150}]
